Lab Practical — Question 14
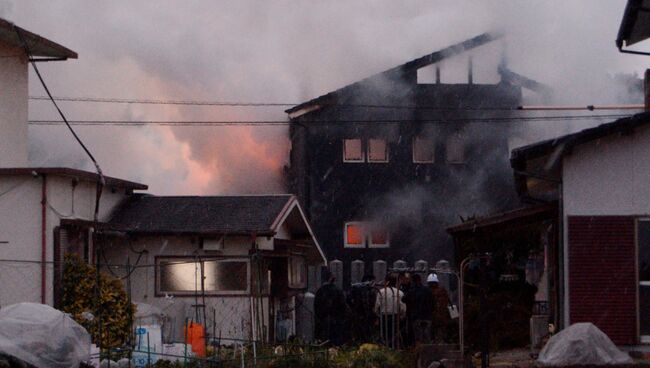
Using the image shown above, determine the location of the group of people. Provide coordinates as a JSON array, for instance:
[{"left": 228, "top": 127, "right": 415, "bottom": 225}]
[{"left": 314, "top": 270, "right": 453, "bottom": 348}]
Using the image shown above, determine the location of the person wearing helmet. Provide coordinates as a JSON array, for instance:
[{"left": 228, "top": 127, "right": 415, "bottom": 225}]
[{"left": 427, "top": 273, "right": 450, "bottom": 343}]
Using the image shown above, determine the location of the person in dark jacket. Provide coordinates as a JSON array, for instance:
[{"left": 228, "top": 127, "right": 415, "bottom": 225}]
[
  {"left": 314, "top": 271, "right": 347, "bottom": 346},
  {"left": 427, "top": 273, "right": 451, "bottom": 343},
  {"left": 347, "top": 274, "right": 378, "bottom": 343},
  {"left": 402, "top": 273, "right": 434, "bottom": 345}
]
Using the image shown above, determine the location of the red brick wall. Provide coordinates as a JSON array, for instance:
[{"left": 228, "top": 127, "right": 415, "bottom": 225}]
[{"left": 568, "top": 216, "right": 637, "bottom": 345}]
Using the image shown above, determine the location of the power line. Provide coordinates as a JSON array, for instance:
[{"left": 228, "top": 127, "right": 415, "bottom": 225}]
[
  {"left": 27, "top": 95, "right": 647, "bottom": 112},
  {"left": 26, "top": 95, "right": 521, "bottom": 111},
  {"left": 27, "top": 114, "right": 631, "bottom": 127},
  {"left": 15, "top": 26, "right": 106, "bottom": 229}
]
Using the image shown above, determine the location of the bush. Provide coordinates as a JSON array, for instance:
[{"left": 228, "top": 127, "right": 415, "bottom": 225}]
[{"left": 62, "top": 254, "right": 134, "bottom": 348}]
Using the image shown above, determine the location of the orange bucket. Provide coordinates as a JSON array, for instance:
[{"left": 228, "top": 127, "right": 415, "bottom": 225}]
[{"left": 184, "top": 322, "right": 206, "bottom": 357}]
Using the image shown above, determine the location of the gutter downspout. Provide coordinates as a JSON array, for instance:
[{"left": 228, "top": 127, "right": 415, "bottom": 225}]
[{"left": 40, "top": 174, "right": 47, "bottom": 304}]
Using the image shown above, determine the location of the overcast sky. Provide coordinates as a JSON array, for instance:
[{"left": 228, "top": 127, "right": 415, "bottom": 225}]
[{"left": 0, "top": 1, "right": 644, "bottom": 194}]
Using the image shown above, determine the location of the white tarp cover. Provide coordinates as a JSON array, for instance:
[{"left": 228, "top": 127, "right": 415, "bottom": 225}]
[
  {"left": 0, "top": 303, "right": 91, "bottom": 368},
  {"left": 537, "top": 322, "right": 633, "bottom": 366}
]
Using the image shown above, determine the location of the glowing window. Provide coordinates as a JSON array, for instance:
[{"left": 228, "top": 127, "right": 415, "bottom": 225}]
[
  {"left": 446, "top": 133, "right": 465, "bottom": 164},
  {"left": 345, "top": 222, "right": 365, "bottom": 247},
  {"left": 343, "top": 139, "right": 364, "bottom": 162},
  {"left": 413, "top": 136, "right": 435, "bottom": 163},
  {"left": 368, "top": 138, "right": 388, "bottom": 162},
  {"left": 370, "top": 228, "right": 390, "bottom": 248},
  {"left": 157, "top": 258, "right": 249, "bottom": 295}
]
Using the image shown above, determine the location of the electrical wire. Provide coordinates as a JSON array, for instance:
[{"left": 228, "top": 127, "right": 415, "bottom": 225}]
[
  {"left": 28, "top": 95, "right": 520, "bottom": 111},
  {"left": 27, "top": 114, "right": 632, "bottom": 126},
  {"left": 13, "top": 26, "right": 105, "bottom": 224}
]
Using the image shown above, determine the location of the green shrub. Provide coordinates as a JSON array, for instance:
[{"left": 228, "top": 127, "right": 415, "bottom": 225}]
[{"left": 62, "top": 254, "right": 134, "bottom": 348}]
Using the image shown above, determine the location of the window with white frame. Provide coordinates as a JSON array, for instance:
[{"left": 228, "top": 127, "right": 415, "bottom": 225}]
[
  {"left": 368, "top": 138, "right": 388, "bottom": 162},
  {"left": 446, "top": 133, "right": 465, "bottom": 164},
  {"left": 369, "top": 227, "right": 390, "bottom": 248},
  {"left": 344, "top": 222, "right": 365, "bottom": 248},
  {"left": 344, "top": 222, "right": 390, "bottom": 248},
  {"left": 157, "top": 258, "right": 249, "bottom": 295},
  {"left": 413, "top": 136, "right": 435, "bottom": 163},
  {"left": 343, "top": 139, "right": 364, "bottom": 162}
]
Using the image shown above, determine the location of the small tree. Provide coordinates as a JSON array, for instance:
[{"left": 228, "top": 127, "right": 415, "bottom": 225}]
[{"left": 62, "top": 254, "right": 134, "bottom": 348}]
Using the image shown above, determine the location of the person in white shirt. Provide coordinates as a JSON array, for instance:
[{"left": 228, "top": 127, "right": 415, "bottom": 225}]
[{"left": 374, "top": 274, "right": 406, "bottom": 348}]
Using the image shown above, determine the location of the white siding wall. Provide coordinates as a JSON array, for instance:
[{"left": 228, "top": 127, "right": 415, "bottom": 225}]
[
  {"left": 102, "top": 236, "right": 271, "bottom": 343},
  {"left": 563, "top": 124, "right": 650, "bottom": 216},
  {"left": 0, "top": 174, "right": 130, "bottom": 306},
  {"left": 561, "top": 123, "right": 650, "bottom": 327},
  {"left": 0, "top": 44, "right": 28, "bottom": 168}
]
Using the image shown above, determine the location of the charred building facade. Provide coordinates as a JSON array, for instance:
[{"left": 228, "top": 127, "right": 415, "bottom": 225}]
[{"left": 286, "top": 33, "right": 537, "bottom": 282}]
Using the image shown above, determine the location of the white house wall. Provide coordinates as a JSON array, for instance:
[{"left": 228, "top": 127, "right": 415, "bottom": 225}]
[
  {"left": 561, "top": 123, "right": 650, "bottom": 327},
  {"left": 0, "top": 174, "right": 130, "bottom": 306},
  {"left": 102, "top": 235, "right": 270, "bottom": 343},
  {"left": 0, "top": 175, "right": 43, "bottom": 306},
  {"left": 562, "top": 124, "right": 650, "bottom": 216},
  {"left": 0, "top": 43, "right": 28, "bottom": 168}
]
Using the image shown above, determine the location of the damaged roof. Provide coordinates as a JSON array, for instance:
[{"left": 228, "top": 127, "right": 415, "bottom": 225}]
[
  {"left": 109, "top": 194, "right": 297, "bottom": 236},
  {"left": 285, "top": 32, "right": 502, "bottom": 117},
  {"left": 0, "top": 17, "right": 77, "bottom": 60}
]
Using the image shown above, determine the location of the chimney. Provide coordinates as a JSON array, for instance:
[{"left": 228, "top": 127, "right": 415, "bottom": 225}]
[
  {"left": 643, "top": 69, "right": 650, "bottom": 111},
  {"left": 435, "top": 65, "right": 441, "bottom": 84},
  {"left": 468, "top": 56, "right": 473, "bottom": 85}
]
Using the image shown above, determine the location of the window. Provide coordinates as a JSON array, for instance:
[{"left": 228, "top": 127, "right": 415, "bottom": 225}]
[
  {"left": 413, "top": 136, "right": 435, "bottom": 163},
  {"left": 446, "top": 133, "right": 465, "bottom": 163},
  {"left": 157, "top": 258, "right": 249, "bottom": 295},
  {"left": 343, "top": 139, "right": 364, "bottom": 162},
  {"left": 288, "top": 256, "right": 306, "bottom": 289},
  {"left": 344, "top": 222, "right": 390, "bottom": 248},
  {"left": 368, "top": 139, "right": 388, "bottom": 162},
  {"left": 369, "top": 228, "right": 390, "bottom": 248},
  {"left": 344, "top": 222, "right": 365, "bottom": 248}
]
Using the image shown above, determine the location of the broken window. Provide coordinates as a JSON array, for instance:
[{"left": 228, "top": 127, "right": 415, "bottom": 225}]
[
  {"left": 446, "top": 133, "right": 465, "bottom": 164},
  {"left": 157, "top": 258, "right": 249, "bottom": 295},
  {"left": 368, "top": 138, "right": 388, "bottom": 162},
  {"left": 344, "top": 222, "right": 365, "bottom": 247},
  {"left": 343, "top": 139, "right": 364, "bottom": 162},
  {"left": 413, "top": 136, "right": 435, "bottom": 163}
]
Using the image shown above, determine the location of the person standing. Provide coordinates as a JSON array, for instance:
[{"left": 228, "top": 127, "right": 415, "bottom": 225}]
[
  {"left": 347, "top": 274, "right": 378, "bottom": 343},
  {"left": 314, "top": 271, "right": 347, "bottom": 346},
  {"left": 402, "top": 273, "right": 434, "bottom": 346},
  {"left": 427, "top": 273, "right": 451, "bottom": 343},
  {"left": 374, "top": 274, "right": 406, "bottom": 348}
]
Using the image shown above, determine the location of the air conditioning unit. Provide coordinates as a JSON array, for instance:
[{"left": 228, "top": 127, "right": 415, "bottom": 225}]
[{"left": 202, "top": 237, "right": 224, "bottom": 251}]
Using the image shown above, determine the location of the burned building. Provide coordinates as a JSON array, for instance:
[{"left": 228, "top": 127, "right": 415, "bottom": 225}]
[{"left": 285, "top": 33, "right": 541, "bottom": 283}]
